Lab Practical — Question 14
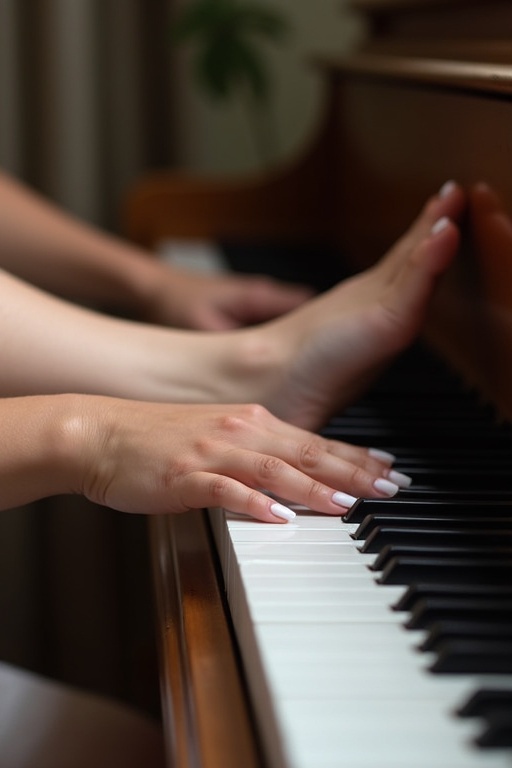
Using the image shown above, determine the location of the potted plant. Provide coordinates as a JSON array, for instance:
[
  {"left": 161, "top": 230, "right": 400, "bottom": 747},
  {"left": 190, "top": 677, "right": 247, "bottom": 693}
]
[{"left": 171, "top": 0, "right": 290, "bottom": 166}]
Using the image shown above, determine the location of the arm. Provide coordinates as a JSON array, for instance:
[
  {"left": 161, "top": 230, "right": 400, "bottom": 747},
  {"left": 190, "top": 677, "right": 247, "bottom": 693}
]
[
  {"left": 0, "top": 180, "right": 463, "bottom": 424},
  {"left": 0, "top": 394, "right": 397, "bottom": 520},
  {"left": 0, "top": 182, "right": 464, "bottom": 517},
  {"left": 0, "top": 171, "right": 311, "bottom": 329}
]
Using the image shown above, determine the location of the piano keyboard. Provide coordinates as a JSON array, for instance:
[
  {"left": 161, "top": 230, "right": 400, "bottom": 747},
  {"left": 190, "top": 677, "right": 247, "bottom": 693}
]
[{"left": 209, "top": 345, "right": 512, "bottom": 768}]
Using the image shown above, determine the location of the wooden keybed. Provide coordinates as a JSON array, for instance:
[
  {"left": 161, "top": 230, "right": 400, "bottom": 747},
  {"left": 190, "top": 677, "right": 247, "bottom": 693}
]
[{"left": 123, "top": 2, "right": 512, "bottom": 765}]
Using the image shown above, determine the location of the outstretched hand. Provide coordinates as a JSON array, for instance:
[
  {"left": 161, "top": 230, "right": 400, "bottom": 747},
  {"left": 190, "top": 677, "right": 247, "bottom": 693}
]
[
  {"left": 240, "top": 181, "right": 466, "bottom": 430},
  {"left": 77, "top": 399, "right": 408, "bottom": 522},
  {"left": 141, "top": 267, "right": 314, "bottom": 330}
]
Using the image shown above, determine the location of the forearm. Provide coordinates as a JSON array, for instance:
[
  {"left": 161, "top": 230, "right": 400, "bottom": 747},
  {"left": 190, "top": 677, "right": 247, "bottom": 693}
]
[
  {"left": 0, "top": 268, "right": 254, "bottom": 404},
  {"left": 0, "top": 171, "right": 162, "bottom": 314}
]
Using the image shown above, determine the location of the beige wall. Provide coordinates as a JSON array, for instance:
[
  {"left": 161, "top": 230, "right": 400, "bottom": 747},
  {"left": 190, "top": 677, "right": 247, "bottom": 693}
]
[{"left": 173, "top": 0, "right": 366, "bottom": 174}]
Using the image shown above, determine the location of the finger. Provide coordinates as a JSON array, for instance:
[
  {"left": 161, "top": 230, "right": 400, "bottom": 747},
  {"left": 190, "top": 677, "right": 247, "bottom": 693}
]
[
  {"left": 376, "top": 181, "right": 465, "bottom": 281},
  {"left": 209, "top": 447, "right": 401, "bottom": 509},
  {"left": 238, "top": 409, "right": 404, "bottom": 482},
  {"left": 177, "top": 470, "right": 299, "bottom": 523},
  {"left": 225, "top": 407, "right": 408, "bottom": 488},
  {"left": 379, "top": 217, "right": 460, "bottom": 346}
]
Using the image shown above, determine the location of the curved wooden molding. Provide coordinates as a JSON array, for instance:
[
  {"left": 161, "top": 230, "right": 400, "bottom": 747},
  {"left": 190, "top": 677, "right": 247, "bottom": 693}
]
[
  {"left": 150, "top": 511, "right": 262, "bottom": 768},
  {"left": 319, "top": 52, "right": 512, "bottom": 96}
]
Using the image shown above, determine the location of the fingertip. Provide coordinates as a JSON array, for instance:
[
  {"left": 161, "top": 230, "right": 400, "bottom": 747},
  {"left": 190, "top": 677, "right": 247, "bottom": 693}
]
[
  {"left": 438, "top": 180, "right": 457, "bottom": 199},
  {"left": 418, "top": 216, "right": 459, "bottom": 273},
  {"left": 270, "top": 502, "right": 296, "bottom": 522},
  {"left": 368, "top": 447, "right": 396, "bottom": 465},
  {"left": 430, "top": 216, "right": 451, "bottom": 236}
]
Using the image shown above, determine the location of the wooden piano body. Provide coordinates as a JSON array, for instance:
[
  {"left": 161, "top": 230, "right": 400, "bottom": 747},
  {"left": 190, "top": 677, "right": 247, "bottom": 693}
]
[{"left": 122, "top": 1, "right": 512, "bottom": 766}]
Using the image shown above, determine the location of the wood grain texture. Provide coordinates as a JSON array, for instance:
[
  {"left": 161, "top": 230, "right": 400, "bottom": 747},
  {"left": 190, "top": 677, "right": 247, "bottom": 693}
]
[{"left": 150, "top": 511, "right": 263, "bottom": 768}]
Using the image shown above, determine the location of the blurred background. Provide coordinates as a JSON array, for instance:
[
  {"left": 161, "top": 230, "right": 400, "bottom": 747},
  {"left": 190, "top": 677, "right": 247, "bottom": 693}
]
[
  {"left": 0, "top": 0, "right": 366, "bottom": 716},
  {"left": 0, "top": 0, "right": 364, "bottom": 227}
]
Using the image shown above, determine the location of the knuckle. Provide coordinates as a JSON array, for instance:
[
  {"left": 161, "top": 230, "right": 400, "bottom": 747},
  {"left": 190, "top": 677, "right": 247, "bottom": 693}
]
[
  {"left": 298, "top": 440, "right": 322, "bottom": 470},
  {"left": 349, "top": 465, "right": 369, "bottom": 490},
  {"left": 217, "top": 413, "right": 246, "bottom": 434},
  {"left": 243, "top": 402, "right": 269, "bottom": 422},
  {"left": 208, "top": 474, "right": 230, "bottom": 502},
  {"left": 257, "top": 455, "right": 283, "bottom": 481},
  {"left": 247, "top": 488, "right": 265, "bottom": 511},
  {"left": 305, "top": 479, "right": 327, "bottom": 503},
  {"left": 216, "top": 404, "right": 268, "bottom": 434}
]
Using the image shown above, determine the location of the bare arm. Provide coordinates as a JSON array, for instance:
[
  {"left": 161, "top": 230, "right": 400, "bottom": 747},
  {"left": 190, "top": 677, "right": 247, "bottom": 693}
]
[
  {"left": 0, "top": 171, "right": 311, "bottom": 329},
  {"left": 0, "top": 394, "right": 398, "bottom": 520},
  {"left": 0, "top": 181, "right": 465, "bottom": 517}
]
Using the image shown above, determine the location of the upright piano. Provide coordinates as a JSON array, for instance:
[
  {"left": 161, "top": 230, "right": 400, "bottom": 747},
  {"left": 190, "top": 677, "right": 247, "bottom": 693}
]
[{"left": 123, "top": 1, "right": 512, "bottom": 766}]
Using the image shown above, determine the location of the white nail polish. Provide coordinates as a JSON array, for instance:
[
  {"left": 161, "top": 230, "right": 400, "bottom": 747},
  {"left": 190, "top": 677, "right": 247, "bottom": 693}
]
[
  {"left": 431, "top": 216, "right": 450, "bottom": 235},
  {"left": 332, "top": 491, "right": 358, "bottom": 509},
  {"left": 270, "top": 502, "right": 296, "bottom": 521},
  {"left": 439, "top": 180, "right": 456, "bottom": 198},
  {"left": 369, "top": 448, "right": 396, "bottom": 464},
  {"left": 387, "top": 469, "right": 413, "bottom": 488},
  {"left": 373, "top": 477, "right": 399, "bottom": 497}
]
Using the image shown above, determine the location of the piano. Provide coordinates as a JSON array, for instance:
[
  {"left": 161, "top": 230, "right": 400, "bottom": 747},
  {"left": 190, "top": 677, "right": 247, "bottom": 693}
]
[{"left": 122, "top": 1, "right": 512, "bottom": 765}]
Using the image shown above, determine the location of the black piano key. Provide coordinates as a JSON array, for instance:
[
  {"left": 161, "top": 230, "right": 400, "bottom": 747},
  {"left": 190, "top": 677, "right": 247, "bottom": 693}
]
[
  {"left": 382, "top": 454, "right": 510, "bottom": 470},
  {"left": 344, "top": 499, "right": 512, "bottom": 524},
  {"left": 420, "top": 621, "right": 512, "bottom": 652},
  {"left": 404, "top": 597, "right": 512, "bottom": 630},
  {"left": 393, "top": 583, "right": 512, "bottom": 612},
  {"left": 389, "top": 488, "right": 512, "bottom": 501},
  {"left": 370, "top": 545, "right": 512, "bottom": 573},
  {"left": 323, "top": 417, "right": 512, "bottom": 444},
  {"left": 358, "top": 527, "right": 512, "bottom": 554},
  {"left": 391, "top": 468, "right": 512, "bottom": 489},
  {"left": 457, "top": 688, "right": 512, "bottom": 718},
  {"left": 377, "top": 557, "right": 512, "bottom": 586},
  {"left": 352, "top": 515, "right": 512, "bottom": 541},
  {"left": 429, "top": 640, "right": 512, "bottom": 674},
  {"left": 475, "top": 713, "right": 512, "bottom": 748}
]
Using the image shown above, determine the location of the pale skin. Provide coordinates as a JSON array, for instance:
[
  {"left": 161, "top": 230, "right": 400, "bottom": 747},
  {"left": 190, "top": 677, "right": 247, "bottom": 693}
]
[
  {"left": 0, "top": 177, "right": 465, "bottom": 522},
  {"left": 0, "top": 171, "right": 312, "bottom": 329}
]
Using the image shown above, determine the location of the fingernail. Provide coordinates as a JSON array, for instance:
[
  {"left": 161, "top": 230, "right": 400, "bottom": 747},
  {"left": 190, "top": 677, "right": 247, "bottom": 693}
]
[
  {"left": 439, "top": 180, "right": 456, "bottom": 198},
  {"left": 431, "top": 216, "right": 450, "bottom": 235},
  {"left": 270, "top": 502, "right": 296, "bottom": 521},
  {"left": 369, "top": 447, "right": 396, "bottom": 464},
  {"left": 387, "top": 469, "right": 413, "bottom": 488},
  {"left": 373, "top": 477, "right": 399, "bottom": 497},
  {"left": 332, "top": 491, "right": 358, "bottom": 509}
]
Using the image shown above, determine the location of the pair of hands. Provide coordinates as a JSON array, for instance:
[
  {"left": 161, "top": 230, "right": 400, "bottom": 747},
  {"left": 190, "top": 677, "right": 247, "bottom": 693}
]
[{"left": 109, "top": 182, "right": 463, "bottom": 520}]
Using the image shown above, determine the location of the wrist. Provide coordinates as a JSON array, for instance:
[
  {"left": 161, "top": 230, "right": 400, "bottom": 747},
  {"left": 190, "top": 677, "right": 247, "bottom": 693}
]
[
  {"left": 0, "top": 394, "right": 101, "bottom": 509},
  {"left": 216, "top": 325, "right": 289, "bottom": 406}
]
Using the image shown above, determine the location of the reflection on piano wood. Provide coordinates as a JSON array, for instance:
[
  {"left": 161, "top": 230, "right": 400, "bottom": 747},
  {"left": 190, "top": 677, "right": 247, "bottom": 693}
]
[{"left": 129, "top": 0, "right": 512, "bottom": 765}]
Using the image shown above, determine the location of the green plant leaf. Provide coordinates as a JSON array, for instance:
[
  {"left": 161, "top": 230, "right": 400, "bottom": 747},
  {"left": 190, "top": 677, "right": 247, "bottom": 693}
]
[
  {"left": 171, "top": 0, "right": 287, "bottom": 102},
  {"left": 195, "top": 34, "right": 269, "bottom": 101}
]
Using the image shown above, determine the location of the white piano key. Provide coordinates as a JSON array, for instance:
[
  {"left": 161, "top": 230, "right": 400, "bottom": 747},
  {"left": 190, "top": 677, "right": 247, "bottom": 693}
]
[
  {"left": 209, "top": 507, "right": 512, "bottom": 768},
  {"left": 276, "top": 698, "right": 512, "bottom": 768}
]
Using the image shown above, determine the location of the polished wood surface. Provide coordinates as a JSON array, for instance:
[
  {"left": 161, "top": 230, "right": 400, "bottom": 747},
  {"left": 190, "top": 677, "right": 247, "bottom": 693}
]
[
  {"left": 150, "top": 510, "right": 263, "bottom": 768},
  {"left": 127, "top": 1, "right": 512, "bottom": 765}
]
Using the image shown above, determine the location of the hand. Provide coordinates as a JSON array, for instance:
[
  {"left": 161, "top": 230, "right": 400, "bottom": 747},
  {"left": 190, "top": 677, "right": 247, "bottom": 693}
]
[
  {"left": 235, "top": 182, "right": 466, "bottom": 430},
  {"left": 78, "top": 399, "right": 405, "bottom": 522},
  {"left": 141, "top": 266, "right": 314, "bottom": 330}
]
